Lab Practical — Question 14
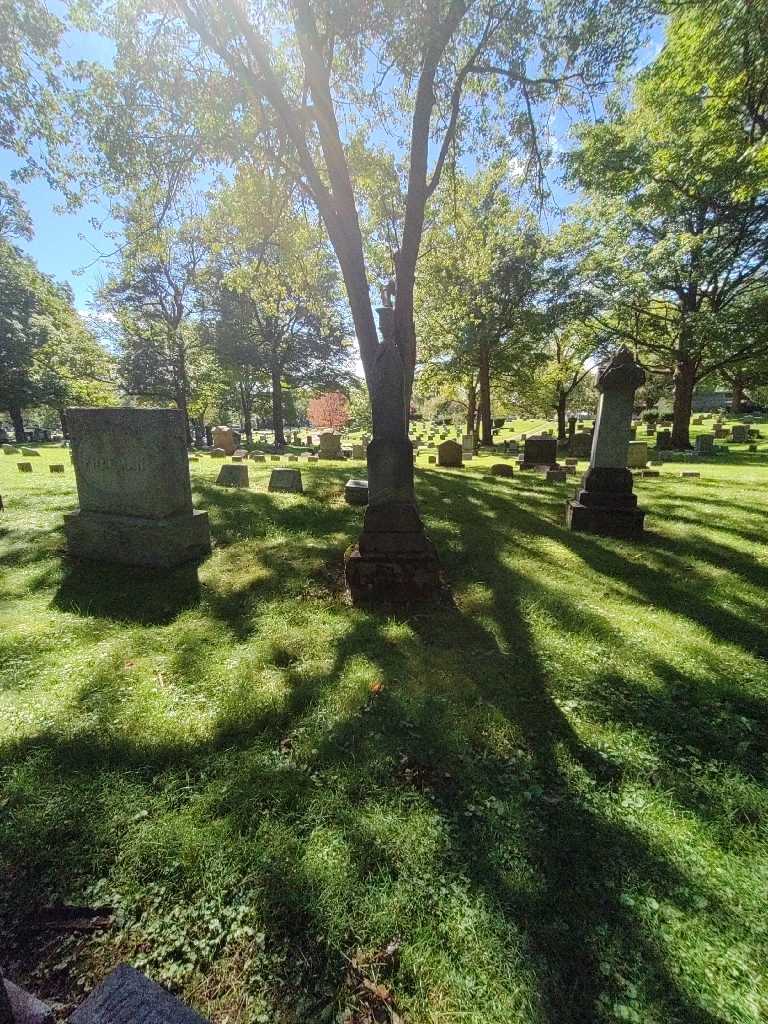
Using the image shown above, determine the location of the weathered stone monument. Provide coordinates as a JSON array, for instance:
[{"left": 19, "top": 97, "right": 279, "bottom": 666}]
[
  {"left": 318, "top": 430, "right": 342, "bottom": 459},
  {"left": 17, "top": 462, "right": 32, "bottom": 473},
  {"left": 490, "top": 463, "right": 514, "bottom": 478},
  {"left": 461, "top": 433, "right": 475, "bottom": 455},
  {"left": 352, "top": 443, "right": 365, "bottom": 460},
  {"left": 566, "top": 348, "right": 646, "bottom": 537},
  {"left": 694, "top": 434, "right": 715, "bottom": 455},
  {"left": 345, "top": 478, "right": 369, "bottom": 505},
  {"left": 437, "top": 439, "right": 463, "bottom": 467},
  {"left": 731, "top": 424, "right": 749, "bottom": 443},
  {"left": 216, "top": 464, "right": 249, "bottom": 488},
  {"left": 518, "top": 436, "right": 557, "bottom": 471},
  {"left": 211, "top": 425, "right": 237, "bottom": 455},
  {"left": 268, "top": 468, "right": 303, "bottom": 493},
  {"left": 570, "top": 429, "right": 593, "bottom": 460},
  {"left": 344, "top": 303, "right": 442, "bottom": 603},
  {"left": 627, "top": 441, "right": 648, "bottom": 469},
  {"left": 64, "top": 408, "right": 210, "bottom": 567}
]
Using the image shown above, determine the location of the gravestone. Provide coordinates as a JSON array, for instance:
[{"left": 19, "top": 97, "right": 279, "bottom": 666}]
[
  {"left": 288, "top": 454, "right": 298, "bottom": 462},
  {"left": 490, "top": 463, "right": 514, "bottom": 478},
  {"left": 352, "top": 444, "right": 365, "bottom": 460},
  {"left": 1, "top": 972, "right": 53, "bottom": 1023},
  {"left": 211, "top": 425, "right": 237, "bottom": 455},
  {"left": 20, "top": 447, "right": 39, "bottom": 456},
  {"left": 681, "top": 471, "right": 700, "bottom": 478},
  {"left": 209, "top": 448, "right": 227, "bottom": 458},
  {"left": 64, "top": 408, "right": 210, "bottom": 568},
  {"left": 306, "top": 435, "right": 313, "bottom": 447},
  {"left": 2, "top": 444, "right": 19, "bottom": 455},
  {"left": 437, "top": 440, "right": 462, "bottom": 467},
  {"left": 216, "top": 464, "right": 249, "bottom": 488},
  {"left": 518, "top": 436, "right": 557, "bottom": 470},
  {"left": 345, "top": 478, "right": 369, "bottom": 505},
  {"left": 50, "top": 464, "right": 65, "bottom": 473},
  {"left": 461, "top": 433, "right": 475, "bottom": 454},
  {"left": 713, "top": 425, "right": 728, "bottom": 438},
  {"left": 567, "top": 416, "right": 577, "bottom": 451},
  {"left": 428, "top": 455, "right": 436, "bottom": 464},
  {"left": 655, "top": 429, "right": 673, "bottom": 451},
  {"left": 250, "top": 453, "right": 266, "bottom": 463},
  {"left": 565, "top": 458, "right": 578, "bottom": 467},
  {"left": 567, "top": 348, "right": 646, "bottom": 537},
  {"left": 270, "top": 454, "right": 281, "bottom": 462},
  {"left": 318, "top": 430, "right": 342, "bottom": 459},
  {"left": 69, "top": 964, "right": 208, "bottom": 1024},
  {"left": 627, "top": 442, "right": 648, "bottom": 469},
  {"left": 269, "top": 468, "right": 303, "bottom": 493},
  {"left": 731, "top": 424, "right": 749, "bottom": 443},
  {"left": 694, "top": 434, "right": 714, "bottom": 455},
  {"left": 570, "top": 430, "right": 593, "bottom": 460},
  {"left": 545, "top": 468, "right": 566, "bottom": 483},
  {"left": 233, "top": 449, "right": 248, "bottom": 458},
  {"left": 17, "top": 462, "right": 32, "bottom": 473}
]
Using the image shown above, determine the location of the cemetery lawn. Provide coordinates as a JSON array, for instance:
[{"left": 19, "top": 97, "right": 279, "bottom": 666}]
[{"left": 1, "top": 435, "right": 768, "bottom": 1024}]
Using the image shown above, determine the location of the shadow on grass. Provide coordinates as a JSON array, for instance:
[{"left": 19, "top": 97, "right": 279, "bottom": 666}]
[
  {"left": 1, "top": 464, "right": 765, "bottom": 1022},
  {"left": 52, "top": 560, "right": 202, "bottom": 626}
]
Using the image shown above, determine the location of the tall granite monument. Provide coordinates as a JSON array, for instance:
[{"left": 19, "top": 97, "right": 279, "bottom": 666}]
[
  {"left": 566, "top": 348, "right": 646, "bottom": 537},
  {"left": 344, "top": 305, "right": 442, "bottom": 602},
  {"left": 64, "top": 408, "right": 211, "bottom": 567}
]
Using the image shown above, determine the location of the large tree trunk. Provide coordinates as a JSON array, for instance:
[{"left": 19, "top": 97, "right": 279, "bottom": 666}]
[
  {"left": 240, "top": 389, "right": 253, "bottom": 445},
  {"left": 478, "top": 345, "right": 492, "bottom": 445},
  {"left": 271, "top": 368, "right": 285, "bottom": 446},
  {"left": 556, "top": 391, "right": 567, "bottom": 441},
  {"left": 174, "top": 338, "right": 192, "bottom": 445},
  {"left": 9, "top": 405, "right": 25, "bottom": 443},
  {"left": 731, "top": 372, "right": 744, "bottom": 414},
  {"left": 671, "top": 358, "right": 696, "bottom": 449},
  {"left": 466, "top": 378, "right": 477, "bottom": 436}
]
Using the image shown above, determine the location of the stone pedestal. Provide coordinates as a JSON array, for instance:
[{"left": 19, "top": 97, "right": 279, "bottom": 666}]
[
  {"left": 65, "top": 509, "right": 211, "bottom": 567},
  {"left": 344, "top": 502, "right": 443, "bottom": 603},
  {"left": 566, "top": 467, "right": 645, "bottom": 537},
  {"left": 567, "top": 348, "right": 646, "bottom": 538}
]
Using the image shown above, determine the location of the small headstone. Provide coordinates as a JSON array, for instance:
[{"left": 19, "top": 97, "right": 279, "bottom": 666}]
[
  {"left": 216, "top": 464, "right": 249, "bottom": 488},
  {"left": 748, "top": 443, "right": 757, "bottom": 452},
  {"left": 693, "top": 434, "right": 714, "bottom": 455},
  {"left": 50, "top": 464, "right": 65, "bottom": 473},
  {"left": 627, "top": 441, "right": 648, "bottom": 468},
  {"left": 427, "top": 455, "right": 436, "bottom": 464},
  {"left": 461, "top": 433, "right": 475, "bottom": 454},
  {"left": 17, "top": 462, "right": 32, "bottom": 473},
  {"left": 250, "top": 453, "right": 266, "bottom": 462},
  {"left": 680, "top": 471, "right": 700, "bottom": 478},
  {"left": 318, "top": 430, "right": 342, "bottom": 459},
  {"left": 269, "top": 468, "right": 303, "bottom": 493},
  {"left": 68, "top": 964, "right": 208, "bottom": 1024},
  {"left": 565, "top": 458, "right": 578, "bottom": 467},
  {"left": 731, "top": 424, "right": 749, "bottom": 443},
  {"left": 270, "top": 454, "right": 281, "bottom": 462},
  {"left": 642, "top": 469, "right": 660, "bottom": 477},
  {"left": 209, "top": 448, "right": 227, "bottom": 458},
  {"left": 437, "top": 440, "right": 462, "bottom": 467},
  {"left": 232, "top": 455, "right": 243, "bottom": 462},
  {"left": 288, "top": 454, "right": 298, "bottom": 462},
  {"left": 545, "top": 468, "right": 566, "bottom": 483},
  {"left": 233, "top": 448, "right": 248, "bottom": 458},
  {"left": 490, "top": 463, "right": 514, "bottom": 478},
  {"left": 20, "top": 447, "right": 39, "bottom": 456},
  {"left": 352, "top": 444, "right": 365, "bottom": 460},
  {"left": 518, "top": 436, "right": 557, "bottom": 470},
  {"left": 2, "top": 444, "right": 20, "bottom": 455},
  {"left": 344, "top": 478, "right": 369, "bottom": 505}
]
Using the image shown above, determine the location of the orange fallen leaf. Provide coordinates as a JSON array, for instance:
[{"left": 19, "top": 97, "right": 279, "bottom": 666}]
[{"left": 369, "top": 681, "right": 384, "bottom": 695}]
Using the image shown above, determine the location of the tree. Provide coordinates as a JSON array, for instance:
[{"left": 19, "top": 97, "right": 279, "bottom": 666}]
[
  {"left": 0, "top": 240, "right": 48, "bottom": 439},
  {"left": 100, "top": 208, "right": 205, "bottom": 443},
  {"left": 567, "top": 1, "right": 768, "bottom": 447},
  {"left": 416, "top": 167, "right": 547, "bottom": 444},
  {"left": 76, "top": 0, "right": 653, "bottom": 592},
  {"left": 307, "top": 391, "right": 350, "bottom": 431},
  {"left": 202, "top": 171, "right": 352, "bottom": 446}
]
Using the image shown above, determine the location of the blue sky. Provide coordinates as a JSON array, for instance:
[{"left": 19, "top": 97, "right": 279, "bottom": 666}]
[{"left": 3, "top": 15, "right": 664, "bottom": 314}]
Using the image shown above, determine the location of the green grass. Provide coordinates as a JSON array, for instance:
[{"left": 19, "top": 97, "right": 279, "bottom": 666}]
[{"left": 1, "top": 426, "right": 768, "bottom": 1024}]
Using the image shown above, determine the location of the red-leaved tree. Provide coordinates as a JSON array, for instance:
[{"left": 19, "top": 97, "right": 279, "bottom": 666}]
[{"left": 307, "top": 391, "right": 350, "bottom": 431}]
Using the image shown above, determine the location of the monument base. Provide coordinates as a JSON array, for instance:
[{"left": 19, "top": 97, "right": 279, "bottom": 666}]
[
  {"left": 566, "top": 500, "right": 645, "bottom": 537},
  {"left": 344, "top": 501, "right": 444, "bottom": 604},
  {"left": 64, "top": 509, "right": 211, "bottom": 568}
]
